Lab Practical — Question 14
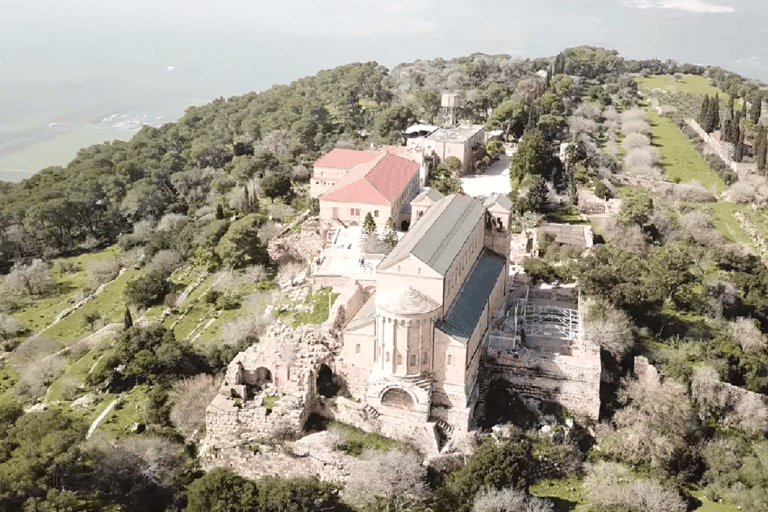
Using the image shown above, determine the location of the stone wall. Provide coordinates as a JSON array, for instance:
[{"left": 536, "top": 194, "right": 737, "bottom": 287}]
[{"left": 482, "top": 349, "right": 601, "bottom": 420}]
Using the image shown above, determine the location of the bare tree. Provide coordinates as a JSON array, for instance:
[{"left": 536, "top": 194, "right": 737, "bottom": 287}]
[
  {"left": 473, "top": 487, "right": 553, "bottom": 512},
  {"left": 1, "top": 259, "right": 56, "bottom": 297},
  {"left": 728, "top": 317, "right": 767, "bottom": 353},
  {"left": 733, "top": 392, "right": 768, "bottom": 436},
  {"left": 345, "top": 449, "right": 427, "bottom": 512},
  {"left": 147, "top": 250, "right": 183, "bottom": 275},
  {"left": 622, "top": 132, "right": 651, "bottom": 151},
  {"left": 156, "top": 213, "right": 188, "bottom": 232},
  {"left": 606, "top": 377, "right": 691, "bottom": 467},
  {"left": 583, "top": 298, "right": 635, "bottom": 358},
  {"left": 725, "top": 175, "right": 768, "bottom": 205},
  {"left": 243, "top": 264, "right": 269, "bottom": 283},
  {"left": 0, "top": 314, "right": 25, "bottom": 341},
  {"left": 169, "top": 374, "right": 221, "bottom": 439},
  {"left": 86, "top": 259, "right": 123, "bottom": 288},
  {"left": 221, "top": 312, "right": 274, "bottom": 347},
  {"left": 585, "top": 462, "right": 686, "bottom": 512}
]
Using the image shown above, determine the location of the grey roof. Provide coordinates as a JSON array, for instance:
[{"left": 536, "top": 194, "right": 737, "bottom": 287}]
[
  {"left": 412, "top": 188, "right": 444, "bottom": 204},
  {"left": 484, "top": 193, "right": 513, "bottom": 211},
  {"left": 437, "top": 248, "right": 506, "bottom": 344},
  {"left": 345, "top": 295, "right": 376, "bottom": 332},
  {"left": 378, "top": 194, "right": 485, "bottom": 276}
]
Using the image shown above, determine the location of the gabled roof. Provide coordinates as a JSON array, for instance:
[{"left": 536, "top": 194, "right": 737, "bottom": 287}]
[
  {"left": 346, "top": 294, "right": 377, "bottom": 332},
  {"left": 484, "top": 193, "right": 513, "bottom": 211},
  {"left": 378, "top": 194, "right": 485, "bottom": 276},
  {"left": 314, "top": 149, "right": 381, "bottom": 170},
  {"left": 376, "top": 286, "right": 440, "bottom": 316},
  {"left": 321, "top": 153, "right": 419, "bottom": 205},
  {"left": 437, "top": 248, "right": 506, "bottom": 344},
  {"left": 412, "top": 188, "right": 444, "bottom": 205}
]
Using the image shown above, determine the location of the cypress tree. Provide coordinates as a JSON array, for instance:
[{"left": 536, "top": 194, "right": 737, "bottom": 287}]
[
  {"left": 758, "top": 126, "right": 767, "bottom": 172},
  {"left": 727, "top": 96, "right": 734, "bottom": 120},
  {"left": 734, "top": 129, "right": 744, "bottom": 163},
  {"left": 741, "top": 97, "right": 747, "bottom": 120},
  {"left": 722, "top": 119, "right": 731, "bottom": 142},
  {"left": 124, "top": 307, "right": 133, "bottom": 330},
  {"left": 700, "top": 95, "right": 711, "bottom": 130},
  {"left": 712, "top": 94, "right": 720, "bottom": 132},
  {"left": 751, "top": 94, "right": 763, "bottom": 124}
]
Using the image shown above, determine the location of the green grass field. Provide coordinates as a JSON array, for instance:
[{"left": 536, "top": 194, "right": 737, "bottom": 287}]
[
  {"left": 700, "top": 202, "right": 752, "bottom": 245},
  {"left": 647, "top": 110, "right": 725, "bottom": 191},
  {"left": 640, "top": 75, "right": 730, "bottom": 101}
]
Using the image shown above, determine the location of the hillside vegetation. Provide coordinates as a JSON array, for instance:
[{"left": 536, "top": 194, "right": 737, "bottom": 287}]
[{"left": 0, "top": 46, "right": 766, "bottom": 511}]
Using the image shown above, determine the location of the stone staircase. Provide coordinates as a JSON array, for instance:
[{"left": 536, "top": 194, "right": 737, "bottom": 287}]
[
  {"left": 363, "top": 404, "right": 380, "bottom": 418},
  {"left": 470, "top": 359, "right": 495, "bottom": 427}
]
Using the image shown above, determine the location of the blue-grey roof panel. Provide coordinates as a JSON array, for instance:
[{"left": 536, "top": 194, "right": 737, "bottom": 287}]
[{"left": 438, "top": 248, "right": 506, "bottom": 344}]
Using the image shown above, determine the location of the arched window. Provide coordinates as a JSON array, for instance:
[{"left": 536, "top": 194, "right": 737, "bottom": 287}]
[
  {"left": 447, "top": 354, "right": 453, "bottom": 365},
  {"left": 397, "top": 353, "right": 403, "bottom": 365},
  {"left": 355, "top": 344, "right": 361, "bottom": 354},
  {"left": 409, "top": 354, "right": 416, "bottom": 366}
]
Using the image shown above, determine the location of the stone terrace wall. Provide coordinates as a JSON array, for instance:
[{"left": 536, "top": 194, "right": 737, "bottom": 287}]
[
  {"left": 483, "top": 349, "right": 601, "bottom": 420},
  {"left": 205, "top": 395, "right": 308, "bottom": 446}
]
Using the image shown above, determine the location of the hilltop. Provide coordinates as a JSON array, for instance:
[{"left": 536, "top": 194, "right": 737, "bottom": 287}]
[{"left": 0, "top": 46, "right": 766, "bottom": 511}]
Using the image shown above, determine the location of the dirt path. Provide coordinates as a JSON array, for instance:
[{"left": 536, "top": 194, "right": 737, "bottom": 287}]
[{"left": 87, "top": 396, "right": 120, "bottom": 439}]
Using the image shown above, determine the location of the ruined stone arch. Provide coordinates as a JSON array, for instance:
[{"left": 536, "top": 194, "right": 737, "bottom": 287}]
[{"left": 380, "top": 386, "right": 416, "bottom": 409}]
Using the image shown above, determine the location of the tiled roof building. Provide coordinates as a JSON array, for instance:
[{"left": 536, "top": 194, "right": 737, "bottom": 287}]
[{"left": 316, "top": 151, "right": 421, "bottom": 230}]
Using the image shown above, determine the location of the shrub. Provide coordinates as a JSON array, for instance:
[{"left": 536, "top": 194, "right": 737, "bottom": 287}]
[{"left": 124, "top": 269, "right": 171, "bottom": 309}]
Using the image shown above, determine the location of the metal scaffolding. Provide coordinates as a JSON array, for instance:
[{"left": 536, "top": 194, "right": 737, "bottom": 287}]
[{"left": 520, "top": 303, "right": 581, "bottom": 342}]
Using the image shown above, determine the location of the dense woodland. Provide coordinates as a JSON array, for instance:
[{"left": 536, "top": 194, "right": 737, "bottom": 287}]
[{"left": 1, "top": 46, "right": 768, "bottom": 511}]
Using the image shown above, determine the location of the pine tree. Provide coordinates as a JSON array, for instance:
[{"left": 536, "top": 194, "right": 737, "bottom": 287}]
[
  {"left": 124, "top": 307, "right": 133, "bottom": 330},
  {"left": 216, "top": 204, "right": 225, "bottom": 220},
  {"left": 362, "top": 212, "right": 376, "bottom": 235},
  {"left": 700, "top": 95, "right": 711, "bottom": 130},
  {"left": 382, "top": 218, "right": 398, "bottom": 248}
]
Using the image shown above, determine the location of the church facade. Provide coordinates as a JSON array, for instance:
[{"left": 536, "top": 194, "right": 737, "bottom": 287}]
[{"left": 339, "top": 192, "right": 512, "bottom": 432}]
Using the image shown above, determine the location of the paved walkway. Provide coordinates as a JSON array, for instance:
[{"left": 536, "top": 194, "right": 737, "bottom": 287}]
[{"left": 460, "top": 154, "right": 512, "bottom": 197}]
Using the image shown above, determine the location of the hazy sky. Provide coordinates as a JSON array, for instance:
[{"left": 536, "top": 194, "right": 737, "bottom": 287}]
[{"left": 1, "top": 0, "right": 767, "bottom": 99}]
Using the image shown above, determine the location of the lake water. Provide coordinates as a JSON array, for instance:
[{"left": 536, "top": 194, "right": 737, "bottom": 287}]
[{"left": 1, "top": 0, "right": 766, "bottom": 182}]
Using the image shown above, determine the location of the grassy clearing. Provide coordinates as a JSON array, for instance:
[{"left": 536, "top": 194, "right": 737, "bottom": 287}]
[
  {"left": 47, "top": 346, "right": 113, "bottom": 402},
  {"left": 11, "top": 246, "right": 121, "bottom": 333},
  {"left": 647, "top": 110, "right": 725, "bottom": 191},
  {"left": 700, "top": 202, "right": 752, "bottom": 245},
  {"left": 530, "top": 477, "right": 588, "bottom": 512},
  {"left": 98, "top": 386, "right": 149, "bottom": 438},
  {"left": 327, "top": 420, "right": 411, "bottom": 457},
  {"left": 640, "top": 75, "right": 729, "bottom": 100},
  {"left": 689, "top": 491, "right": 740, "bottom": 512},
  {"left": 43, "top": 267, "right": 142, "bottom": 343}
]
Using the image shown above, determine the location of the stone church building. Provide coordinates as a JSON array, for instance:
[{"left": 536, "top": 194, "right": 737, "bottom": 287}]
[{"left": 339, "top": 192, "right": 512, "bottom": 433}]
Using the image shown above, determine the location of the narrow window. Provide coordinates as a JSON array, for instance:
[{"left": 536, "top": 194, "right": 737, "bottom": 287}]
[
  {"left": 397, "top": 354, "right": 403, "bottom": 365},
  {"left": 410, "top": 354, "right": 416, "bottom": 366},
  {"left": 386, "top": 352, "right": 390, "bottom": 362},
  {"left": 350, "top": 208, "right": 355, "bottom": 215},
  {"left": 423, "top": 352, "right": 428, "bottom": 364},
  {"left": 374, "top": 210, "right": 379, "bottom": 217},
  {"left": 447, "top": 354, "right": 453, "bottom": 365},
  {"left": 355, "top": 344, "right": 361, "bottom": 354}
]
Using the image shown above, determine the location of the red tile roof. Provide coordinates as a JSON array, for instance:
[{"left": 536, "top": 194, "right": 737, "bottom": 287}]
[
  {"left": 313, "top": 148, "right": 381, "bottom": 170},
  {"left": 321, "top": 153, "right": 419, "bottom": 205}
]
